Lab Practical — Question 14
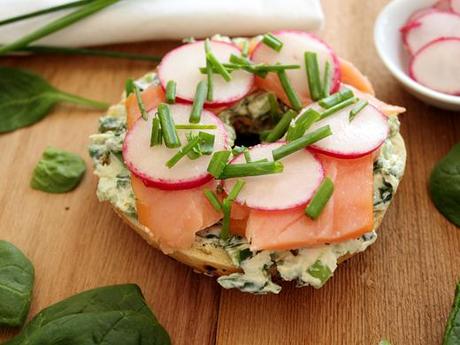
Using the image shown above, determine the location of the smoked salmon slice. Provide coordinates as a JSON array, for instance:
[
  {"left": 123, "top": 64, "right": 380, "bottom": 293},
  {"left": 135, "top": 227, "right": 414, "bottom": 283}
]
[
  {"left": 233, "top": 154, "right": 374, "bottom": 251},
  {"left": 131, "top": 176, "right": 222, "bottom": 254},
  {"left": 255, "top": 58, "right": 375, "bottom": 108},
  {"left": 125, "top": 85, "right": 165, "bottom": 130}
]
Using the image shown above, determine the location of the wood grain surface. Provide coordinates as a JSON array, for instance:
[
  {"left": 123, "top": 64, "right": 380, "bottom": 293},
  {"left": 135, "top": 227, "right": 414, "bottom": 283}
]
[{"left": 0, "top": 1, "right": 459, "bottom": 344}]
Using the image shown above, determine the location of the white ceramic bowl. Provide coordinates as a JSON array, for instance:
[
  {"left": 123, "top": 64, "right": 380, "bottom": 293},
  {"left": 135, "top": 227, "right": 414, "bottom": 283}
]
[{"left": 374, "top": 0, "right": 460, "bottom": 111}]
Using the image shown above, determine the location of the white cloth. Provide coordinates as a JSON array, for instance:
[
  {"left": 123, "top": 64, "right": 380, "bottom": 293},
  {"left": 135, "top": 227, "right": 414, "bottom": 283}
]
[{"left": 0, "top": 0, "right": 324, "bottom": 47}]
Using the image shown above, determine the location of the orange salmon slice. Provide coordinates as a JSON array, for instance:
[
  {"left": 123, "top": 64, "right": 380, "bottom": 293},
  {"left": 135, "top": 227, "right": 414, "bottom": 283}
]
[
  {"left": 131, "top": 176, "right": 222, "bottom": 254},
  {"left": 125, "top": 85, "right": 165, "bottom": 130},
  {"left": 235, "top": 154, "right": 374, "bottom": 251}
]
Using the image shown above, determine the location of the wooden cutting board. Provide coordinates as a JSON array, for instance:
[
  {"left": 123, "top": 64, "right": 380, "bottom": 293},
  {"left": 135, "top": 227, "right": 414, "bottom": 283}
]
[{"left": 0, "top": 0, "right": 459, "bottom": 344}]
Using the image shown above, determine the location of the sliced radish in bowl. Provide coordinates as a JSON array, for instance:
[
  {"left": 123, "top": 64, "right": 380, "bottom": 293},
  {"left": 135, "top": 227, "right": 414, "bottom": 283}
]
[
  {"left": 402, "top": 10, "right": 460, "bottom": 55},
  {"left": 223, "top": 143, "right": 324, "bottom": 210},
  {"left": 158, "top": 41, "right": 254, "bottom": 107},
  {"left": 304, "top": 102, "right": 389, "bottom": 158},
  {"left": 123, "top": 104, "right": 228, "bottom": 190},
  {"left": 410, "top": 38, "right": 460, "bottom": 96},
  {"left": 251, "top": 30, "right": 341, "bottom": 106}
]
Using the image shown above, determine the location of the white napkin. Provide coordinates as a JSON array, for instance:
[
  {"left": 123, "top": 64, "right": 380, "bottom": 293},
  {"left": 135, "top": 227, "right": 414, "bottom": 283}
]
[{"left": 0, "top": 0, "right": 324, "bottom": 47}]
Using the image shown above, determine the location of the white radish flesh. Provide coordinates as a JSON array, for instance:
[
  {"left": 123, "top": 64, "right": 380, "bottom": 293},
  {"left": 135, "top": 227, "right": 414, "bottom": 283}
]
[
  {"left": 223, "top": 143, "right": 324, "bottom": 210},
  {"left": 123, "top": 104, "right": 228, "bottom": 190},
  {"left": 402, "top": 10, "right": 460, "bottom": 54},
  {"left": 251, "top": 30, "right": 341, "bottom": 105},
  {"left": 158, "top": 41, "right": 254, "bottom": 106},
  {"left": 304, "top": 102, "right": 389, "bottom": 158},
  {"left": 410, "top": 38, "right": 460, "bottom": 95},
  {"left": 452, "top": 0, "right": 460, "bottom": 13}
]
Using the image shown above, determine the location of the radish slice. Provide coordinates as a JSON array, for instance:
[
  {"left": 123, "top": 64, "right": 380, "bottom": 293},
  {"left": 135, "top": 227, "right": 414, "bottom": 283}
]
[
  {"left": 223, "top": 143, "right": 324, "bottom": 210},
  {"left": 452, "top": 0, "right": 460, "bottom": 13},
  {"left": 405, "top": 8, "right": 436, "bottom": 26},
  {"left": 303, "top": 102, "right": 389, "bottom": 159},
  {"left": 158, "top": 41, "right": 254, "bottom": 106},
  {"left": 251, "top": 30, "right": 341, "bottom": 105},
  {"left": 402, "top": 10, "right": 460, "bottom": 54},
  {"left": 409, "top": 37, "right": 460, "bottom": 95},
  {"left": 123, "top": 104, "right": 228, "bottom": 190}
]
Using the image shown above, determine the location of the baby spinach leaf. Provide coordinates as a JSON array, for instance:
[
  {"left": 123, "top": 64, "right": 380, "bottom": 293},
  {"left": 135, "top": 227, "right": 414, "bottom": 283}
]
[
  {"left": 31, "top": 147, "right": 86, "bottom": 193},
  {"left": 443, "top": 282, "right": 460, "bottom": 345},
  {"left": 8, "top": 311, "right": 170, "bottom": 345},
  {"left": 0, "top": 241, "right": 34, "bottom": 327},
  {"left": 0, "top": 67, "right": 108, "bottom": 134},
  {"left": 5, "top": 284, "right": 171, "bottom": 345},
  {"left": 429, "top": 143, "right": 460, "bottom": 227}
]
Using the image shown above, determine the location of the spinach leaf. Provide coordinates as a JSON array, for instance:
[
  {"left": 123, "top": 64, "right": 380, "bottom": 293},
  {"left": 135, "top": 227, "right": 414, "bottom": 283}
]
[
  {"left": 5, "top": 284, "right": 170, "bottom": 345},
  {"left": 443, "top": 282, "right": 460, "bottom": 345},
  {"left": 0, "top": 67, "right": 108, "bottom": 134},
  {"left": 31, "top": 147, "right": 86, "bottom": 193},
  {"left": 0, "top": 241, "right": 34, "bottom": 327},
  {"left": 429, "top": 143, "right": 460, "bottom": 227}
]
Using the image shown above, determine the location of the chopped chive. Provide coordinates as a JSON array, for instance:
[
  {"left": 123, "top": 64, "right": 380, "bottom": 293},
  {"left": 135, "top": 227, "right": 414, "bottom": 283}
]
[
  {"left": 189, "top": 80, "right": 208, "bottom": 123},
  {"left": 220, "top": 180, "right": 246, "bottom": 240},
  {"left": 307, "top": 259, "right": 332, "bottom": 283},
  {"left": 262, "top": 33, "right": 283, "bottom": 52},
  {"left": 243, "top": 150, "right": 251, "bottom": 163},
  {"left": 207, "top": 150, "right": 231, "bottom": 178},
  {"left": 157, "top": 103, "right": 181, "bottom": 148},
  {"left": 265, "top": 109, "right": 296, "bottom": 142},
  {"left": 165, "top": 80, "right": 176, "bottom": 104},
  {"left": 220, "top": 199, "right": 233, "bottom": 240},
  {"left": 185, "top": 133, "right": 201, "bottom": 160},
  {"left": 349, "top": 99, "right": 368, "bottom": 122},
  {"left": 305, "top": 177, "right": 334, "bottom": 219},
  {"left": 241, "top": 40, "right": 250, "bottom": 57},
  {"left": 206, "top": 57, "right": 214, "bottom": 101},
  {"left": 286, "top": 109, "right": 321, "bottom": 142},
  {"left": 205, "top": 39, "right": 232, "bottom": 82},
  {"left": 320, "top": 97, "right": 357, "bottom": 120},
  {"left": 175, "top": 124, "right": 217, "bottom": 130},
  {"left": 125, "top": 78, "right": 135, "bottom": 96},
  {"left": 268, "top": 93, "right": 282, "bottom": 120},
  {"left": 277, "top": 69, "right": 302, "bottom": 111},
  {"left": 204, "top": 189, "right": 223, "bottom": 212},
  {"left": 197, "top": 131, "right": 215, "bottom": 155},
  {"left": 252, "top": 64, "right": 300, "bottom": 73},
  {"left": 134, "top": 84, "right": 148, "bottom": 121},
  {"left": 321, "top": 61, "right": 332, "bottom": 98},
  {"left": 166, "top": 136, "right": 200, "bottom": 168},
  {"left": 305, "top": 52, "right": 323, "bottom": 101},
  {"left": 318, "top": 88, "right": 354, "bottom": 109},
  {"left": 219, "top": 161, "right": 284, "bottom": 179},
  {"left": 229, "top": 54, "right": 251, "bottom": 66},
  {"left": 150, "top": 117, "right": 162, "bottom": 146},
  {"left": 227, "top": 179, "right": 246, "bottom": 201},
  {"left": 272, "top": 125, "right": 332, "bottom": 161},
  {"left": 185, "top": 131, "right": 215, "bottom": 159}
]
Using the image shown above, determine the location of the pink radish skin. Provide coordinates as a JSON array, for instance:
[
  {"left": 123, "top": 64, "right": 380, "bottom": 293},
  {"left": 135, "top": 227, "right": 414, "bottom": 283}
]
[
  {"left": 251, "top": 30, "right": 341, "bottom": 104},
  {"left": 223, "top": 143, "right": 324, "bottom": 211},
  {"left": 158, "top": 41, "right": 254, "bottom": 107},
  {"left": 123, "top": 104, "right": 228, "bottom": 191},
  {"left": 409, "top": 37, "right": 460, "bottom": 96},
  {"left": 452, "top": 0, "right": 460, "bottom": 13},
  {"left": 402, "top": 10, "right": 460, "bottom": 55},
  {"left": 303, "top": 102, "right": 389, "bottom": 159}
]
